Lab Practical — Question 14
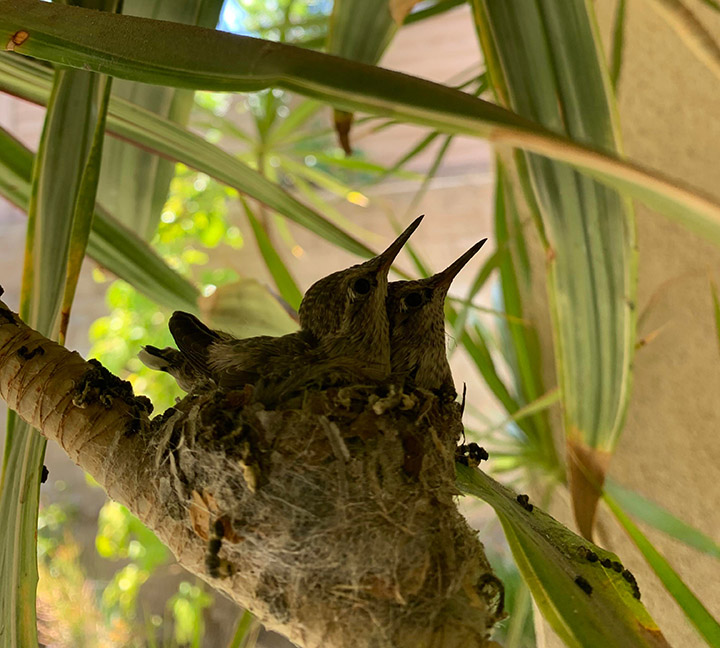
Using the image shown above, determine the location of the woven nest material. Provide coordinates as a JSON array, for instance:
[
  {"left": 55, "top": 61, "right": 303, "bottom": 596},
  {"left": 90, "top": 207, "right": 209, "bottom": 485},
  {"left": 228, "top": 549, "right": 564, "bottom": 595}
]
[{"left": 146, "top": 382, "right": 503, "bottom": 648}]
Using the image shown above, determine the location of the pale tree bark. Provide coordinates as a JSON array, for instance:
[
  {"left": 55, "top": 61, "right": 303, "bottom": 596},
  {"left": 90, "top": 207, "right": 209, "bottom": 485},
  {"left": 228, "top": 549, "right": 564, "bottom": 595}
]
[{"left": 0, "top": 296, "right": 503, "bottom": 648}]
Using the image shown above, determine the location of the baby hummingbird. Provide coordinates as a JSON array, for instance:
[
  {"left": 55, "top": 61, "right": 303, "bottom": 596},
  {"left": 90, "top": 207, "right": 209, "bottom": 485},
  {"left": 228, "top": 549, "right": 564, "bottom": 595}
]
[
  {"left": 262, "top": 216, "right": 425, "bottom": 399},
  {"left": 387, "top": 239, "right": 487, "bottom": 396},
  {"left": 141, "top": 216, "right": 422, "bottom": 397},
  {"left": 298, "top": 215, "right": 424, "bottom": 344}
]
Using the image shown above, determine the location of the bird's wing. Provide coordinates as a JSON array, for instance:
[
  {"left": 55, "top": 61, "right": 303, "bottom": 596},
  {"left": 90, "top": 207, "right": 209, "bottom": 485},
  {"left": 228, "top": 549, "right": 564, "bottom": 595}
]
[{"left": 169, "top": 311, "right": 222, "bottom": 376}]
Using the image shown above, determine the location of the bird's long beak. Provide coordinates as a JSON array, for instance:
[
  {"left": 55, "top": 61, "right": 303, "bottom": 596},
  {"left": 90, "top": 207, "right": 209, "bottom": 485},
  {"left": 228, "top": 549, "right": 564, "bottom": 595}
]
[
  {"left": 431, "top": 239, "right": 488, "bottom": 290},
  {"left": 372, "top": 215, "right": 424, "bottom": 273}
]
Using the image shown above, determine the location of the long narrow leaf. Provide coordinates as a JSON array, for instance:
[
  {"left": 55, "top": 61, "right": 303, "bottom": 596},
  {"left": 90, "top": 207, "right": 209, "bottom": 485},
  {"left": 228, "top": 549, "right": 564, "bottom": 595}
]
[
  {"left": 97, "top": 0, "right": 224, "bottom": 241},
  {"left": 242, "top": 199, "right": 303, "bottom": 311},
  {"left": 457, "top": 465, "right": 670, "bottom": 648},
  {"left": 1, "top": 0, "right": 720, "bottom": 241},
  {"left": 604, "top": 490, "right": 720, "bottom": 647},
  {"left": 473, "top": 0, "right": 637, "bottom": 538},
  {"left": 0, "top": 126, "right": 199, "bottom": 313},
  {"left": 0, "top": 56, "right": 374, "bottom": 260},
  {"left": 610, "top": 0, "right": 627, "bottom": 89},
  {"left": 59, "top": 67, "right": 114, "bottom": 343},
  {"left": 1, "top": 5, "right": 119, "bottom": 643},
  {"left": 605, "top": 480, "right": 720, "bottom": 560}
]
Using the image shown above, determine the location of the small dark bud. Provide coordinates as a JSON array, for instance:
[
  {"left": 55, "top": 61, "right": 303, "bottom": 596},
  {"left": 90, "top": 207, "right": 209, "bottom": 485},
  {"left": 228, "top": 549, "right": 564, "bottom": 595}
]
[
  {"left": 612, "top": 561, "right": 623, "bottom": 573},
  {"left": 40, "top": 465, "right": 49, "bottom": 484},
  {"left": 468, "top": 443, "right": 489, "bottom": 462},
  {"left": 586, "top": 551, "right": 598, "bottom": 563},
  {"left": 574, "top": 575, "right": 593, "bottom": 595},
  {"left": 622, "top": 569, "right": 637, "bottom": 585},
  {"left": 601, "top": 558, "right": 613, "bottom": 568}
]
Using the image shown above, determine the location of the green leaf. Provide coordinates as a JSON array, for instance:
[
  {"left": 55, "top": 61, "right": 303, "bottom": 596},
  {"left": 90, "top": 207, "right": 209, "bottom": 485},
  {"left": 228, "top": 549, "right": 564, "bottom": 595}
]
[
  {"left": 493, "top": 160, "right": 558, "bottom": 473},
  {"left": 0, "top": 125, "right": 199, "bottom": 313},
  {"left": 97, "top": 0, "right": 223, "bottom": 241},
  {"left": 472, "top": 0, "right": 637, "bottom": 538},
  {"left": 605, "top": 479, "right": 720, "bottom": 560},
  {"left": 610, "top": 0, "right": 627, "bottom": 89},
  {"left": 2, "top": 0, "right": 720, "bottom": 241},
  {"left": 604, "top": 490, "right": 720, "bottom": 647},
  {"left": 203, "top": 279, "right": 298, "bottom": 339},
  {"left": 0, "top": 55, "right": 374, "bottom": 261},
  {"left": 59, "top": 62, "right": 114, "bottom": 343},
  {"left": 403, "top": 0, "right": 467, "bottom": 24},
  {"left": 228, "top": 609, "right": 260, "bottom": 648},
  {"left": 242, "top": 199, "right": 303, "bottom": 312},
  {"left": 457, "top": 465, "right": 671, "bottom": 648}
]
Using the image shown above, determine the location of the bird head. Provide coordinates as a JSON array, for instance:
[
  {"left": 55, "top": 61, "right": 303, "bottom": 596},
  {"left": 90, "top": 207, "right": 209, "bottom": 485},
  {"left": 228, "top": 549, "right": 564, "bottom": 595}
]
[
  {"left": 388, "top": 239, "right": 487, "bottom": 342},
  {"left": 298, "top": 215, "right": 423, "bottom": 340}
]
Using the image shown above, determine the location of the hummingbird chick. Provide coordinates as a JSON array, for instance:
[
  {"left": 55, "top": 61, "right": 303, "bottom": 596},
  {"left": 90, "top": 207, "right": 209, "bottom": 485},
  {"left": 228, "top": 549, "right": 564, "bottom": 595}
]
[
  {"left": 298, "top": 215, "right": 424, "bottom": 342},
  {"left": 387, "top": 239, "right": 487, "bottom": 396},
  {"left": 142, "top": 217, "right": 422, "bottom": 399},
  {"left": 255, "top": 216, "right": 424, "bottom": 400}
]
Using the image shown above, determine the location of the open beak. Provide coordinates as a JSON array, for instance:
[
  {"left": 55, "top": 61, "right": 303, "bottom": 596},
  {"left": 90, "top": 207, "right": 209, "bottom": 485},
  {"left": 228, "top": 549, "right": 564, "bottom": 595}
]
[
  {"left": 431, "top": 239, "right": 488, "bottom": 290},
  {"left": 370, "top": 214, "right": 424, "bottom": 274}
]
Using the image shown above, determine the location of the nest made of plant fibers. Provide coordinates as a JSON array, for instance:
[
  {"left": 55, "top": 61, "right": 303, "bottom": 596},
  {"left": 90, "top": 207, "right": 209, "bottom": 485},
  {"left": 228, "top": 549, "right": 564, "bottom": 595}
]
[{"left": 146, "top": 383, "right": 504, "bottom": 648}]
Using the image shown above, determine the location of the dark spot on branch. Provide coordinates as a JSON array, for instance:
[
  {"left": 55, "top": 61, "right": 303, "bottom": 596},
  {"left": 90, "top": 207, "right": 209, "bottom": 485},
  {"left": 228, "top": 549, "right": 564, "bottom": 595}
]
[
  {"left": 17, "top": 345, "right": 44, "bottom": 360},
  {"left": 601, "top": 558, "right": 613, "bottom": 568},
  {"left": 41, "top": 465, "right": 48, "bottom": 484},
  {"left": 515, "top": 493, "right": 534, "bottom": 512}
]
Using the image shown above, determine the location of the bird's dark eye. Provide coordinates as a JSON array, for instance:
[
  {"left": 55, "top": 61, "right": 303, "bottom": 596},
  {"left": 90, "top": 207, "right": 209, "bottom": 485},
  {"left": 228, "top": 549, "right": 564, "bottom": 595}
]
[
  {"left": 353, "top": 278, "right": 372, "bottom": 295},
  {"left": 404, "top": 292, "right": 423, "bottom": 308}
]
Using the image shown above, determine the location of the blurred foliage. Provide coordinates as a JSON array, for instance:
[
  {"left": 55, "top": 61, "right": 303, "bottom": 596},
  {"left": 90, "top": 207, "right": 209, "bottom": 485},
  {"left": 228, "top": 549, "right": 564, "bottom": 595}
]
[{"left": 89, "top": 163, "right": 242, "bottom": 411}]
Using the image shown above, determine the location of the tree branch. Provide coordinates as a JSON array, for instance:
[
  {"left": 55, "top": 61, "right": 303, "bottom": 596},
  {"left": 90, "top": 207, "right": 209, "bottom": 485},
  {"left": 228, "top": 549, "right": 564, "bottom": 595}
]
[{"left": 0, "top": 296, "right": 501, "bottom": 648}]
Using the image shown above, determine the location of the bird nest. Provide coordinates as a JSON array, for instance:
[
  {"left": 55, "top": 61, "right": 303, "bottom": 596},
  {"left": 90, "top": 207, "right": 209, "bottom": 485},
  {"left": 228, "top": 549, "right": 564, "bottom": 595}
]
[{"left": 145, "top": 381, "right": 503, "bottom": 648}]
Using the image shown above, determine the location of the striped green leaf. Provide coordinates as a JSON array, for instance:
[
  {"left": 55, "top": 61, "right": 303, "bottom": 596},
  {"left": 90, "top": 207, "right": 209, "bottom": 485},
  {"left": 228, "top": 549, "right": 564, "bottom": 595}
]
[
  {"left": 1, "top": 0, "right": 720, "bottom": 242},
  {"left": 472, "top": 0, "right": 636, "bottom": 538},
  {"left": 1, "top": 3, "right": 119, "bottom": 644},
  {"left": 0, "top": 125, "right": 199, "bottom": 313},
  {"left": 97, "top": 0, "right": 224, "bottom": 241}
]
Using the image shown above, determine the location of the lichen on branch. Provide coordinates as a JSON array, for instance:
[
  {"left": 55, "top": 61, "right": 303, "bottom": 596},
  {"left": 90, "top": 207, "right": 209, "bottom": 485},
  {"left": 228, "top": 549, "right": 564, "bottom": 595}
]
[{"left": 0, "top": 296, "right": 502, "bottom": 648}]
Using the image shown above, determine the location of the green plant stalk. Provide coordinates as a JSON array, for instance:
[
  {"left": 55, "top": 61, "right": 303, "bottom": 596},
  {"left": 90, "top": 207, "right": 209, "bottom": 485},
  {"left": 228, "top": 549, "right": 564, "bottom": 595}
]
[
  {"left": 1, "top": 7, "right": 118, "bottom": 644},
  {"left": 1, "top": 0, "right": 720, "bottom": 240}
]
